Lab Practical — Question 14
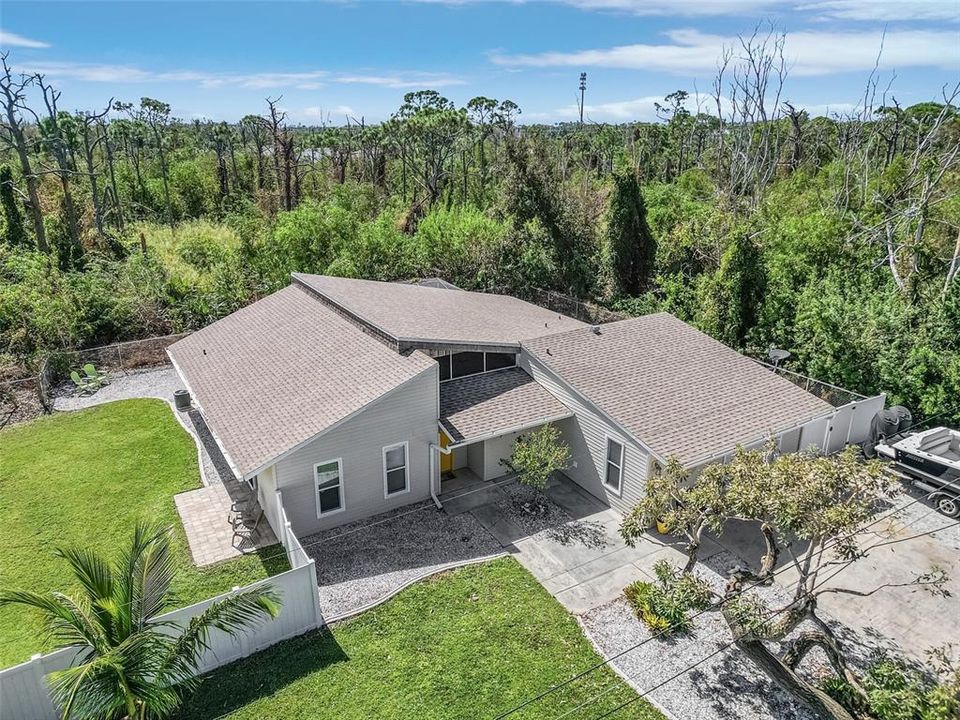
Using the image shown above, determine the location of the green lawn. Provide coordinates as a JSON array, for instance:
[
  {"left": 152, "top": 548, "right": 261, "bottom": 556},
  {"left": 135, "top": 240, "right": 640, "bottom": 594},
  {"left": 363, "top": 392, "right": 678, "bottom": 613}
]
[
  {"left": 0, "top": 399, "right": 288, "bottom": 668},
  {"left": 177, "top": 558, "right": 663, "bottom": 720}
]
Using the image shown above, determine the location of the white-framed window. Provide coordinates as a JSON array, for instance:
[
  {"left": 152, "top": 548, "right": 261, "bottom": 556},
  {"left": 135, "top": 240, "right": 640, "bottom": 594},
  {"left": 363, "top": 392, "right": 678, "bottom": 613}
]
[
  {"left": 604, "top": 436, "right": 624, "bottom": 496},
  {"left": 314, "top": 458, "right": 344, "bottom": 518},
  {"left": 437, "top": 351, "right": 518, "bottom": 383},
  {"left": 382, "top": 441, "right": 410, "bottom": 498}
]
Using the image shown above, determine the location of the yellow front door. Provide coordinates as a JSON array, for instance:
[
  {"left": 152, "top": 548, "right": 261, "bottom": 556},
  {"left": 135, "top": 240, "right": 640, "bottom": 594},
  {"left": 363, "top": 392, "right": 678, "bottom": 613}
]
[{"left": 439, "top": 432, "right": 453, "bottom": 473}]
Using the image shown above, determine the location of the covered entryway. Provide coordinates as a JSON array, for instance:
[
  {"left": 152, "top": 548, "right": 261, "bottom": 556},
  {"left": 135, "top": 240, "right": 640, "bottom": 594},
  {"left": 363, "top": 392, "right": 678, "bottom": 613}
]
[{"left": 438, "top": 367, "right": 573, "bottom": 492}]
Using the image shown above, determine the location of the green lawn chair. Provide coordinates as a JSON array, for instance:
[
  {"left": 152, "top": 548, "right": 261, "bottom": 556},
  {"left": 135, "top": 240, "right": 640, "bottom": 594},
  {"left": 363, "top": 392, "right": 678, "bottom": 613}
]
[
  {"left": 70, "top": 370, "right": 95, "bottom": 394},
  {"left": 82, "top": 363, "right": 108, "bottom": 388}
]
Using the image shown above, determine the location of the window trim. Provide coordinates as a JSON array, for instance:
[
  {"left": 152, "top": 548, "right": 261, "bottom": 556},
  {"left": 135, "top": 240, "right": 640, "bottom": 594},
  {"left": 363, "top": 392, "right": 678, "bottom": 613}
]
[
  {"left": 438, "top": 351, "right": 518, "bottom": 384},
  {"left": 603, "top": 435, "right": 625, "bottom": 497},
  {"left": 382, "top": 441, "right": 411, "bottom": 499},
  {"left": 314, "top": 457, "right": 345, "bottom": 518}
]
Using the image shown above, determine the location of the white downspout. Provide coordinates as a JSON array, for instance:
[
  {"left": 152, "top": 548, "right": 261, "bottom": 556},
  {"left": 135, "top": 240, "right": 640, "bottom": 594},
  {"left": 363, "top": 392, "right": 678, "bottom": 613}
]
[{"left": 429, "top": 442, "right": 452, "bottom": 510}]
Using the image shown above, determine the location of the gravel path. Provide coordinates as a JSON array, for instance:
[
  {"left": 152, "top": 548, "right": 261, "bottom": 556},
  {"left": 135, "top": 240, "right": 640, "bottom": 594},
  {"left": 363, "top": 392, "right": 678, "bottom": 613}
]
[
  {"left": 578, "top": 549, "right": 837, "bottom": 720},
  {"left": 303, "top": 501, "right": 506, "bottom": 620},
  {"left": 52, "top": 366, "right": 232, "bottom": 487}
]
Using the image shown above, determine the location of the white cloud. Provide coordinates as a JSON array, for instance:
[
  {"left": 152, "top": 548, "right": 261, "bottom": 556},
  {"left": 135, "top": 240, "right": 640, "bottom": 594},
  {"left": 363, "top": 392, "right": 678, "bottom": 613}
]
[
  {"left": 0, "top": 29, "right": 51, "bottom": 49},
  {"left": 797, "top": 0, "right": 960, "bottom": 21},
  {"left": 301, "top": 104, "right": 356, "bottom": 120},
  {"left": 538, "top": 93, "right": 858, "bottom": 123},
  {"left": 15, "top": 61, "right": 465, "bottom": 91},
  {"left": 563, "top": 0, "right": 781, "bottom": 15},
  {"left": 491, "top": 28, "right": 959, "bottom": 76},
  {"left": 335, "top": 73, "right": 465, "bottom": 89},
  {"left": 16, "top": 62, "right": 329, "bottom": 89},
  {"left": 407, "top": 0, "right": 781, "bottom": 15},
  {"left": 408, "top": 0, "right": 960, "bottom": 20}
]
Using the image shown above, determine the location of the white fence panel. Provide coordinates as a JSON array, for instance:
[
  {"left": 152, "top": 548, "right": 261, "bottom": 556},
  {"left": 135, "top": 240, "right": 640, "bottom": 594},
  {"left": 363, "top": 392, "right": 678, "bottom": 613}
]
[
  {"left": 0, "top": 561, "right": 323, "bottom": 720},
  {"left": 826, "top": 404, "right": 855, "bottom": 454},
  {"left": 799, "top": 415, "right": 830, "bottom": 452},
  {"left": 846, "top": 394, "right": 886, "bottom": 445}
]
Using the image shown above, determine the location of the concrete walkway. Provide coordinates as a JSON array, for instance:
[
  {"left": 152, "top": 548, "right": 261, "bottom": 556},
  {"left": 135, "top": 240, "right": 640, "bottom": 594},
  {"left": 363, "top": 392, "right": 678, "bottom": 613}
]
[{"left": 471, "top": 474, "right": 723, "bottom": 615}]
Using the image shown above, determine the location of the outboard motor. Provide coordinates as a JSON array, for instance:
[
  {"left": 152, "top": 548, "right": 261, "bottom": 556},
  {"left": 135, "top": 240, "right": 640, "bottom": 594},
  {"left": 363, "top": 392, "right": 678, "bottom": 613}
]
[{"left": 863, "top": 405, "right": 913, "bottom": 458}]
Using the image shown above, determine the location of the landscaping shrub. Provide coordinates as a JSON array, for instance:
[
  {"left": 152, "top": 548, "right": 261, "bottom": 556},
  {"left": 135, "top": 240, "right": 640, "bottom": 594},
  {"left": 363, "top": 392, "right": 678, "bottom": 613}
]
[
  {"left": 822, "top": 654, "right": 960, "bottom": 720},
  {"left": 624, "top": 560, "right": 712, "bottom": 634}
]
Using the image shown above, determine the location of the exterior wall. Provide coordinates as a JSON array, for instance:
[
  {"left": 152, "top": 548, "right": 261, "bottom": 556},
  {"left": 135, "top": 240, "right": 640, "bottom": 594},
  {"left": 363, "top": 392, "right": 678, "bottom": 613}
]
[
  {"left": 452, "top": 445, "right": 469, "bottom": 470},
  {"left": 481, "top": 430, "right": 522, "bottom": 480},
  {"left": 274, "top": 369, "right": 439, "bottom": 536},
  {"left": 467, "top": 442, "right": 484, "bottom": 478},
  {"left": 520, "top": 353, "right": 650, "bottom": 515}
]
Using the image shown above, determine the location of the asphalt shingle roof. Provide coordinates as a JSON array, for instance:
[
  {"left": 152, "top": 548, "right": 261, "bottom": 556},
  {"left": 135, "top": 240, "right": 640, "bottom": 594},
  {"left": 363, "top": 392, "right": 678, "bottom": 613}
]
[
  {"left": 522, "top": 313, "right": 834, "bottom": 466},
  {"left": 440, "top": 367, "right": 572, "bottom": 444},
  {"left": 168, "top": 285, "right": 436, "bottom": 478},
  {"left": 293, "top": 273, "right": 585, "bottom": 347}
]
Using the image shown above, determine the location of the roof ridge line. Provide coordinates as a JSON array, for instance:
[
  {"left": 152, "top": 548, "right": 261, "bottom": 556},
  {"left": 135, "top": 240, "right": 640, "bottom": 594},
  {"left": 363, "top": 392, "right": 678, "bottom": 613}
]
[{"left": 291, "top": 273, "right": 402, "bottom": 352}]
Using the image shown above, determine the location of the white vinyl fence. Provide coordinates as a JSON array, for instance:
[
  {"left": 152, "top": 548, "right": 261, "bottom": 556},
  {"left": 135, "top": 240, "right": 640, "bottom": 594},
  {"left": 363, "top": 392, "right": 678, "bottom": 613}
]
[{"left": 0, "top": 511, "right": 322, "bottom": 720}]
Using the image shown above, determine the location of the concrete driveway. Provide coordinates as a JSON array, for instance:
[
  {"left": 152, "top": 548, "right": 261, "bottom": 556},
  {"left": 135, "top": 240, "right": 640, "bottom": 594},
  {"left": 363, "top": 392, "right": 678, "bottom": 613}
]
[
  {"left": 705, "top": 485, "right": 960, "bottom": 664},
  {"left": 442, "top": 473, "right": 724, "bottom": 614}
]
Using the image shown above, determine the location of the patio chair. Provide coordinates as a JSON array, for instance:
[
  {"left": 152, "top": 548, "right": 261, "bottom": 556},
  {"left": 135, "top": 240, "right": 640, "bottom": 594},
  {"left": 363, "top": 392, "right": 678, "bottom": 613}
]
[
  {"left": 231, "top": 502, "right": 264, "bottom": 552},
  {"left": 70, "top": 370, "right": 95, "bottom": 394},
  {"left": 82, "top": 363, "right": 109, "bottom": 388}
]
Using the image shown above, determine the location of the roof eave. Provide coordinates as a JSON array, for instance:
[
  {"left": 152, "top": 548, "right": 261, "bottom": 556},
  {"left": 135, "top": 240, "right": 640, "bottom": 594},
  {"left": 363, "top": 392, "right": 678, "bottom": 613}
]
[{"left": 440, "top": 410, "right": 574, "bottom": 449}]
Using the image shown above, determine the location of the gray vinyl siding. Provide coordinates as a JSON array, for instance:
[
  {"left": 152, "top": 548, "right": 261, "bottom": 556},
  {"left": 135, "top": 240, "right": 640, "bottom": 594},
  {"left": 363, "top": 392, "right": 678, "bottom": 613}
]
[
  {"left": 520, "top": 352, "right": 650, "bottom": 515},
  {"left": 274, "top": 369, "right": 439, "bottom": 536}
]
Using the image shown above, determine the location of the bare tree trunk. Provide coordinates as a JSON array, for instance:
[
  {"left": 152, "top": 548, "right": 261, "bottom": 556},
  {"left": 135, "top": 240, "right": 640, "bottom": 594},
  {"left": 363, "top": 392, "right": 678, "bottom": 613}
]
[
  {"left": 0, "top": 56, "right": 47, "bottom": 252},
  {"left": 722, "top": 604, "right": 856, "bottom": 720},
  {"left": 945, "top": 227, "right": 960, "bottom": 294},
  {"left": 101, "top": 120, "right": 124, "bottom": 232}
]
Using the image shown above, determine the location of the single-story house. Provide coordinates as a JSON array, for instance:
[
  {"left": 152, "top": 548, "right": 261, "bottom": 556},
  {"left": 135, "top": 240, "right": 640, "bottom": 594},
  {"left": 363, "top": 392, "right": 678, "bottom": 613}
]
[{"left": 168, "top": 274, "right": 872, "bottom": 540}]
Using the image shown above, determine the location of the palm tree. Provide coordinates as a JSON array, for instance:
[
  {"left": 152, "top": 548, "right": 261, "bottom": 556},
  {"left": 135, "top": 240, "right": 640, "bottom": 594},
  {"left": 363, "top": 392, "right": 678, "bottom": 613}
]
[{"left": 0, "top": 523, "right": 280, "bottom": 720}]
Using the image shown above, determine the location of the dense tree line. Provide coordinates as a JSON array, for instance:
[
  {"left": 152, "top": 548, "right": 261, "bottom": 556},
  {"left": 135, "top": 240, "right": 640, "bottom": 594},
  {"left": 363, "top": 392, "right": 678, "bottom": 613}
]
[{"left": 1, "top": 32, "right": 958, "bottom": 423}]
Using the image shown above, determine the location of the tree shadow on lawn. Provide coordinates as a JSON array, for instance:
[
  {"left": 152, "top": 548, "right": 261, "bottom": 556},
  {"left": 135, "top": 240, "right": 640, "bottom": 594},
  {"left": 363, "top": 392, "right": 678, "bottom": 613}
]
[{"left": 175, "top": 629, "right": 349, "bottom": 719}]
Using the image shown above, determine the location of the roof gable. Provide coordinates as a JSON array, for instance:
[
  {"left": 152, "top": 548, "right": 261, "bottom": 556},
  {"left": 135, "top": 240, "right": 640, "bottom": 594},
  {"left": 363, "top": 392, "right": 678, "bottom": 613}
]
[{"left": 168, "top": 285, "right": 435, "bottom": 478}]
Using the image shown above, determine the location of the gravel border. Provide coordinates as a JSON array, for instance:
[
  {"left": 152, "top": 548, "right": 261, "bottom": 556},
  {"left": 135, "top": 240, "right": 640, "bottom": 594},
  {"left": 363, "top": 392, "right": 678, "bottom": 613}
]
[{"left": 303, "top": 500, "right": 505, "bottom": 619}]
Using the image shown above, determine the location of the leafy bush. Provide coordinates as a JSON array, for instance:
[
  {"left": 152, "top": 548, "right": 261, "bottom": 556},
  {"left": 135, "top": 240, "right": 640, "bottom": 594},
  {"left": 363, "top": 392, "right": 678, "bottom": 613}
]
[
  {"left": 176, "top": 232, "right": 228, "bottom": 271},
  {"left": 823, "top": 654, "right": 960, "bottom": 720},
  {"left": 623, "top": 560, "right": 712, "bottom": 634},
  {"left": 502, "top": 423, "right": 570, "bottom": 491}
]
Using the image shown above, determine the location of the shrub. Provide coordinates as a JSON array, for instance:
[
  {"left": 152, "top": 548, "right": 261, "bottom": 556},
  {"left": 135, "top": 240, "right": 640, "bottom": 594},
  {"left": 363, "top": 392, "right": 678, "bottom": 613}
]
[
  {"left": 176, "top": 232, "right": 228, "bottom": 271},
  {"left": 623, "top": 560, "right": 712, "bottom": 634},
  {"left": 823, "top": 654, "right": 959, "bottom": 720}
]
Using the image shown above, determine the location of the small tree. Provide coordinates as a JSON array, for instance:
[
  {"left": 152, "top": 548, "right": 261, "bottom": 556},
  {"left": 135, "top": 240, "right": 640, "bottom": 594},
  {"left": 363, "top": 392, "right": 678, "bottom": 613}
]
[
  {"left": 620, "top": 456, "right": 728, "bottom": 574},
  {"left": 0, "top": 523, "right": 280, "bottom": 720},
  {"left": 605, "top": 172, "right": 656, "bottom": 296},
  {"left": 503, "top": 423, "right": 570, "bottom": 492},
  {"left": 621, "top": 446, "right": 950, "bottom": 720}
]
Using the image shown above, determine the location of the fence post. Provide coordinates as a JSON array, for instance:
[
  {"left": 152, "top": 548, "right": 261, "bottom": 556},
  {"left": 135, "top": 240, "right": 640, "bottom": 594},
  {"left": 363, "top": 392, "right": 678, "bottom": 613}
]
[{"left": 308, "top": 559, "right": 324, "bottom": 629}]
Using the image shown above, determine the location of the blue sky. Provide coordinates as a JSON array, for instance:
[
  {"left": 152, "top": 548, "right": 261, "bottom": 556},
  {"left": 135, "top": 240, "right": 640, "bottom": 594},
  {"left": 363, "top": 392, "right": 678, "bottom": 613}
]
[{"left": 1, "top": 1, "right": 957, "bottom": 123}]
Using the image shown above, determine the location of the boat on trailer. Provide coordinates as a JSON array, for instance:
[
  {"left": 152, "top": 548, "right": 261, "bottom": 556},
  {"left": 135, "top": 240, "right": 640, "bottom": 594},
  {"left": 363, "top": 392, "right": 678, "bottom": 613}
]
[{"left": 876, "top": 426, "right": 960, "bottom": 518}]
